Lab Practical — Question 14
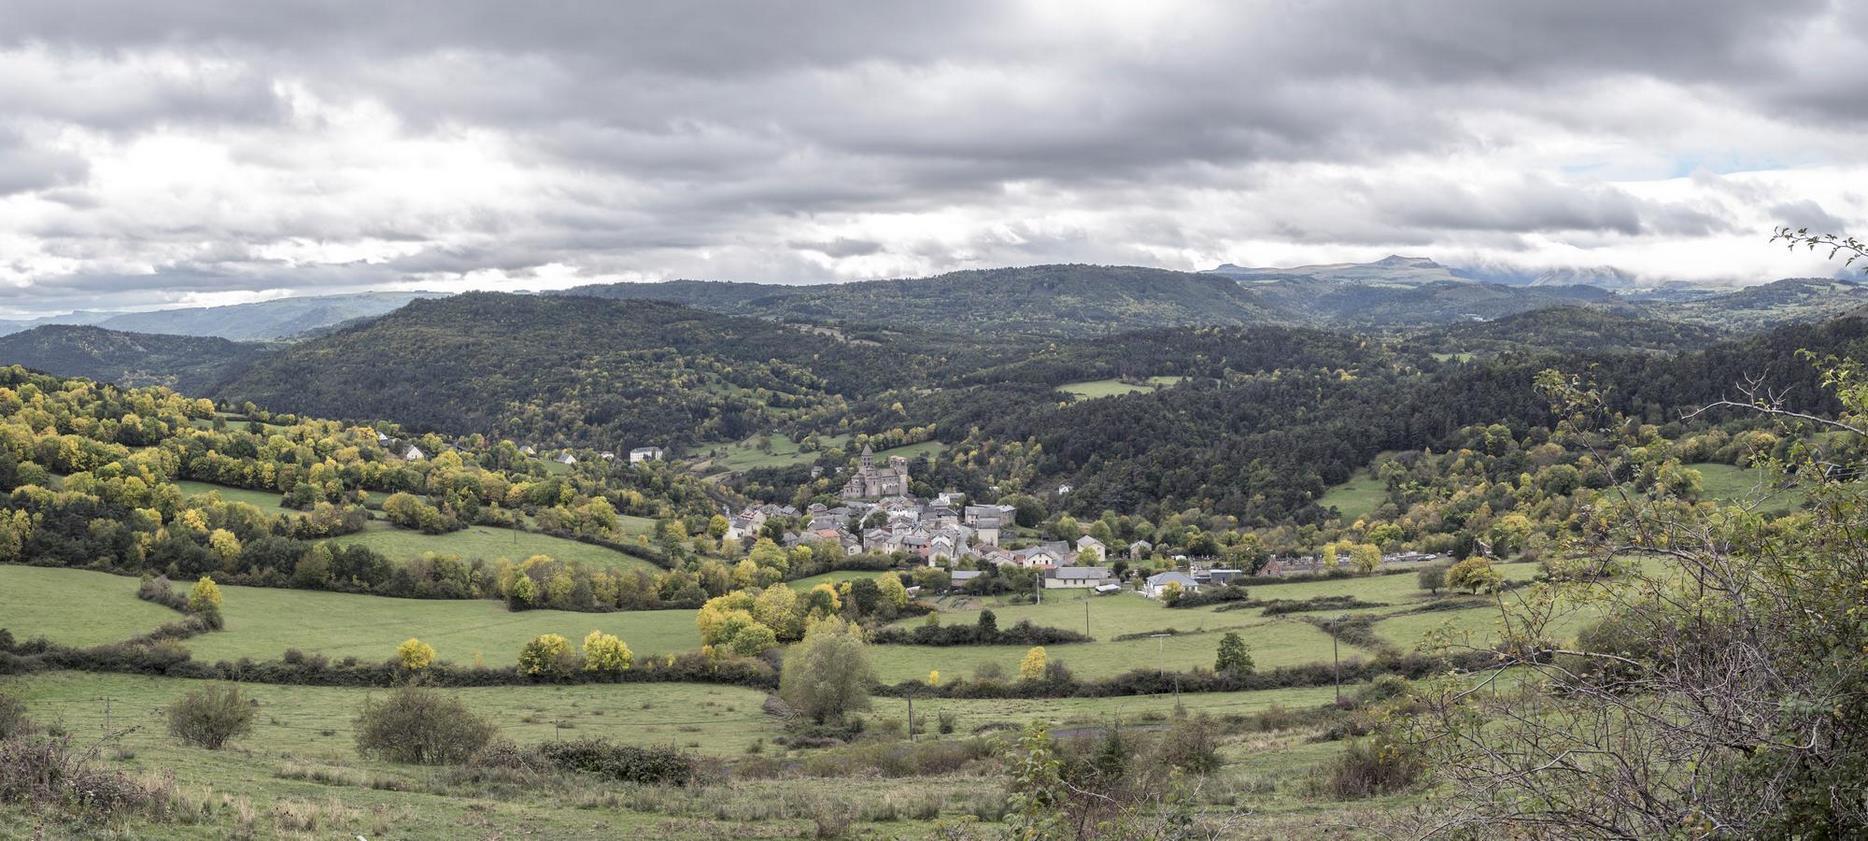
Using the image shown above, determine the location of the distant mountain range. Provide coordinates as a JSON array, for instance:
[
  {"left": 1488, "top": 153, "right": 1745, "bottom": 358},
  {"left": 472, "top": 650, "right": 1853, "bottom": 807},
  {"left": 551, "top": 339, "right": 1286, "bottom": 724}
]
[{"left": 0, "top": 291, "right": 446, "bottom": 341}]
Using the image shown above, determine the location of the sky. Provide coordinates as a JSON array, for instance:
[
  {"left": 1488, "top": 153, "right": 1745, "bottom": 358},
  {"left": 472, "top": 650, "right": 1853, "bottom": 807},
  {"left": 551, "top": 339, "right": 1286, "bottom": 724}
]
[{"left": 1, "top": 1, "right": 1865, "bottom": 316}]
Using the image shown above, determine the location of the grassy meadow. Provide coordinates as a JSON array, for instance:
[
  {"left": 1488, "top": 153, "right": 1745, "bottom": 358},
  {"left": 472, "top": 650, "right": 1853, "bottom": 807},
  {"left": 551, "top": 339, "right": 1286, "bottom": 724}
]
[
  {"left": 0, "top": 566, "right": 179, "bottom": 647},
  {"left": 324, "top": 519, "right": 657, "bottom": 572},
  {"left": 172, "top": 480, "right": 290, "bottom": 511},
  {"left": 1057, "top": 375, "right": 1184, "bottom": 400},
  {"left": 1317, "top": 471, "right": 1388, "bottom": 522}
]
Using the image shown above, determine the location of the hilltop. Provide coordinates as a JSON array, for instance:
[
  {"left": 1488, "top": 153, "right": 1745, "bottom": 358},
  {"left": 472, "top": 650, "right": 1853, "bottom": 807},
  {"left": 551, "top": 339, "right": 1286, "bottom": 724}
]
[{"left": 0, "top": 325, "right": 268, "bottom": 393}]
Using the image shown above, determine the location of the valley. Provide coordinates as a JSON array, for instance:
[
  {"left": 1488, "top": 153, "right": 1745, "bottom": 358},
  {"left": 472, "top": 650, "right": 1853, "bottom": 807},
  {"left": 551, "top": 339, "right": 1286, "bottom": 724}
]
[{"left": 0, "top": 260, "right": 1864, "bottom": 839}]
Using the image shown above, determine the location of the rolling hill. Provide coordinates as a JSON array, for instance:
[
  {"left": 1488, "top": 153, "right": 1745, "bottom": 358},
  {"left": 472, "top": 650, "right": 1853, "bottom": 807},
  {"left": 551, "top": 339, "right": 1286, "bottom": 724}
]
[
  {"left": 213, "top": 293, "right": 943, "bottom": 451},
  {"left": 0, "top": 325, "right": 269, "bottom": 392}
]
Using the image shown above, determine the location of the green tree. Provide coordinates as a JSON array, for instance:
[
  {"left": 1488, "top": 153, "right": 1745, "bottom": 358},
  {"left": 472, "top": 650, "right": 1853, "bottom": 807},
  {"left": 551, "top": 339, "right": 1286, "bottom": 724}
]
[
  {"left": 1215, "top": 631, "right": 1254, "bottom": 677},
  {"left": 518, "top": 633, "right": 577, "bottom": 678},
  {"left": 396, "top": 638, "right": 436, "bottom": 671},
  {"left": 581, "top": 630, "right": 633, "bottom": 674},
  {"left": 1417, "top": 562, "right": 1448, "bottom": 595},
  {"left": 1445, "top": 556, "right": 1501, "bottom": 593},
  {"left": 778, "top": 616, "right": 875, "bottom": 723},
  {"left": 1019, "top": 646, "right": 1048, "bottom": 681}
]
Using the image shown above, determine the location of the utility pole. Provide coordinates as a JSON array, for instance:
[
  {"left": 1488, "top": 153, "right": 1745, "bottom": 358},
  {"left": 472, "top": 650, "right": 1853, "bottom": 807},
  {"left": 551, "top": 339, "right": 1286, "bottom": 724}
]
[
  {"left": 1084, "top": 598, "right": 1090, "bottom": 637},
  {"left": 906, "top": 688, "right": 916, "bottom": 743},
  {"left": 1332, "top": 613, "right": 1347, "bottom": 705}
]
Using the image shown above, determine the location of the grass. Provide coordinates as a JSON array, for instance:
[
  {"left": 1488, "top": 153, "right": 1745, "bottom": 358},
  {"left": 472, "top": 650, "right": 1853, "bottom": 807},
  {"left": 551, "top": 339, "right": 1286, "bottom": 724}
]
[
  {"left": 172, "top": 480, "right": 288, "bottom": 511},
  {"left": 1690, "top": 462, "right": 1806, "bottom": 512},
  {"left": 325, "top": 520, "right": 656, "bottom": 572},
  {"left": 187, "top": 581, "right": 700, "bottom": 666},
  {"left": 700, "top": 433, "right": 849, "bottom": 473},
  {"left": 1057, "top": 376, "right": 1184, "bottom": 400},
  {"left": 1318, "top": 471, "right": 1388, "bottom": 522},
  {"left": 787, "top": 569, "right": 885, "bottom": 590},
  {"left": 0, "top": 566, "right": 179, "bottom": 647},
  {"left": 877, "top": 589, "right": 1356, "bottom": 683},
  {"left": 876, "top": 440, "right": 946, "bottom": 460}
]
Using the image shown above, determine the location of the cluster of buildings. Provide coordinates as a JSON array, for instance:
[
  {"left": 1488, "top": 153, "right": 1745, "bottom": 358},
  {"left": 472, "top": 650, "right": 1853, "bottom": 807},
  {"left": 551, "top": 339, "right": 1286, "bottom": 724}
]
[{"left": 725, "top": 445, "right": 1124, "bottom": 591}]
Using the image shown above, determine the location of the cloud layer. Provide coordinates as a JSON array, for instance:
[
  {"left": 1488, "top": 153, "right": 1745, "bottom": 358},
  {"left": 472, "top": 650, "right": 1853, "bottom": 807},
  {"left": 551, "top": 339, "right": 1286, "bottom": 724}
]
[{"left": 2, "top": 1, "right": 1866, "bottom": 314}]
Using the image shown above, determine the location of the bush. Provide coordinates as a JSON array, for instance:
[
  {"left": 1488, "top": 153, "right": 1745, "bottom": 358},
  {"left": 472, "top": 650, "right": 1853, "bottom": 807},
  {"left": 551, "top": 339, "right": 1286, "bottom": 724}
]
[
  {"left": 396, "top": 638, "right": 436, "bottom": 672},
  {"left": 0, "top": 691, "right": 30, "bottom": 739},
  {"left": 535, "top": 738, "right": 696, "bottom": 786},
  {"left": 354, "top": 685, "right": 497, "bottom": 764},
  {"left": 779, "top": 617, "right": 876, "bottom": 724},
  {"left": 1164, "top": 585, "right": 1250, "bottom": 609},
  {"left": 1312, "top": 735, "right": 1423, "bottom": 799},
  {"left": 1153, "top": 713, "right": 1222, "bottom": 774},
  {"left": 166, "top": 683, "right": 255, "bottom": 750},
  {"left": 580, "top": 631, "right": 633, "bottom": 675},
  {"left": 518, "top": 633, "right": 578, "bottom": 679},
  {"left": 0, "top": 733, "right": 159, "bottom": 817}
]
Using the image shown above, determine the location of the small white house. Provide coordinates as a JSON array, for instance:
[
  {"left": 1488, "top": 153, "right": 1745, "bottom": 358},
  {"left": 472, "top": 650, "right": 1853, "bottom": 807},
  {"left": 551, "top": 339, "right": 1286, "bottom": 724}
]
[
  {"left": 519, "top": 444, "right": 537, "bottom": 456},
  {"left": 1075, "top": 535, "right": 1107, "bottom": 562},
  {"left": 1044, "top": 566, "right": 1111, "bottom": 589},
  {"left": 401, "top": 445, "right": 426, "bottom": 462},
  {"left": 599, "top": 451, "right": 616, "bottom": 461},
  {"left": 1143, "top": 571, "right": 1201, "bottom": 599},
  {"left": 557, "top": 452, "right": 578, "bottom": 465},
  {"left": 629, "top": 446, "right": 665, "bottom": 463}
]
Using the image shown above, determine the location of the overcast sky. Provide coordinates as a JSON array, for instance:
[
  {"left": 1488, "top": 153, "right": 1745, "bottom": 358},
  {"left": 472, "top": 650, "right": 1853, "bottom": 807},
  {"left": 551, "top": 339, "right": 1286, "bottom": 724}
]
[{"left": 1, "top": 1, "right": 1865, "bottom": 315}]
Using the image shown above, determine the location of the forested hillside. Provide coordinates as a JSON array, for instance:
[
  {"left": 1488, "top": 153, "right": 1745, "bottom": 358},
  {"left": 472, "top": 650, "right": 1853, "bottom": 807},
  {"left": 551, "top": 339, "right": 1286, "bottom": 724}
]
[
  {"left": 0, "top": 325, "right": 268, "bottom": 392},
  {"left": 214, "top": 293, "right": 975, "bottom": 450}
]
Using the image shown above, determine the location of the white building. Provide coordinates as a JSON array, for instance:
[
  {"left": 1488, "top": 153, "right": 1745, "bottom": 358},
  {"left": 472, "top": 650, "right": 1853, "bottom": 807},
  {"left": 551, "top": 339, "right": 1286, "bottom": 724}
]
[
  {"left": 1044, "top": 566, "right": 1111, "bottom": 589},
  {"left": 629, "top": 446, "right": 665, "bottom": 463},
  {"left": 1143, "top": 571, "right": 1201, "bottom": 599}
]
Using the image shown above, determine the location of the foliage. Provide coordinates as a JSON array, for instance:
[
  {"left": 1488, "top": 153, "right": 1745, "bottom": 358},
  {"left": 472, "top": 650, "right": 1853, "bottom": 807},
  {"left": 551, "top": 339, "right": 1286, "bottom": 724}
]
[
  {"left": 165, "top": 683, "right": 255, "bottom": 750},
  {"left": 534, "top": 738, "right": 696, "bottom": 786},
  {"left": 1214, "top": 631, "right": 1254, "bottom": 677},
  {"left": 517, "top": 633, "right": 577, "bottom": 679},
  {"left": 580, "top": 630, "right": 633, "bottom": 674},
  {"left": 778, "top": 616, "right": 875, "bottom": 724},
  {"left": 186, "top": 576, "right": 224, "bottom": 628},
  {"left": 354, "top": 685, "right": 497, "bottom": 765},
  {"left": 1019, "top": 647, "right": 1048, "bottom": 682},
  {"left": 1443, "top": 556, "right": 1500, "bottom": 593},
  {"left": 396, "top": 638, "right": 436, "bottom": 671}
]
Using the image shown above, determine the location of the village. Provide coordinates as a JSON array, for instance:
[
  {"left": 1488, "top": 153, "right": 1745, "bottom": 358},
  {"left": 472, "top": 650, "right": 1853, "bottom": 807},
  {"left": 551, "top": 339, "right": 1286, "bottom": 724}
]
[{"left": 717, "top": 444, "right": 1444, "bottom": 599}]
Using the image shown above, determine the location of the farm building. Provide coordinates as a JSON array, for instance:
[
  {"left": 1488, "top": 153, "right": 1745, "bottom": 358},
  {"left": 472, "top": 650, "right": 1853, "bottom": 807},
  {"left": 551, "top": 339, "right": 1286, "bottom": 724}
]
[
  {"left": 1044, "top": 566, "right": 1111, "bottom": 589},
  {"left": 629, "top": 446, "right": 664, "bottom": 463},
  {"left": 1143, "top": 571, "right": 1201, "bottom": 599}
]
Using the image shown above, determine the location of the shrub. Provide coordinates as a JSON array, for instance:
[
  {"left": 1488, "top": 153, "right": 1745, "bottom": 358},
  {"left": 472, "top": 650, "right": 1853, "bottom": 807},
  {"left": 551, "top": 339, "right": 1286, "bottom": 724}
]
[
  {"left": 166, "top": 683, "right": 255, "bottom": 750},
  {"left": 580, "top": 631, "right": 633, "bottom": 675},
  {"left": 136, "top": 575, "right": 187, "bottom": 611},
  {"left": 535, "top": 738, "right": 696, "bottom": 786},
  {"left": 396, "top": 638, "right": 436, "bottom": 672},
  {"left": 0, "top": 691, "right": 30, "bottom": 739},
  {"left": 779, "top": 617, "right": 875, "bottom": 724},
  {"left": 1312, "top": 734, "right": 1423, "bottom": 799},
  {"left": 868, "top": 618, "right": 1090, "bottom": 647},
  {"left": 354, "top": 685, "right": 496, "bottom": 764},
  {"left": 518, "top": 633, "right": 578, "bottom": 679},
  {"left": 1019, "top": 647, "right": 1047, "bottom": 681},
  {"left": 1417, "top": 563, "right": 1449, "bottom": 594},
  {"left": 0, "top": 733, "right": 158, "bottom": 817},
  {"left": 1154, "top": 713, "right": 1222, "bottom": 774},
  {"left": 186, "top": 576, "right": 224, "bottom": 629},
  {"left": 1163, "top": 584, "right": 1251, "bottom": 608}
]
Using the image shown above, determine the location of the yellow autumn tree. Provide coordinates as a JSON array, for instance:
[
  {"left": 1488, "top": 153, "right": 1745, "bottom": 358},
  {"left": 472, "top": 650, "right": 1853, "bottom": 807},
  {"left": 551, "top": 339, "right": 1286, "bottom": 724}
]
[{"left": 1019, "top": 646, "right": 1048, "bottom": 681}]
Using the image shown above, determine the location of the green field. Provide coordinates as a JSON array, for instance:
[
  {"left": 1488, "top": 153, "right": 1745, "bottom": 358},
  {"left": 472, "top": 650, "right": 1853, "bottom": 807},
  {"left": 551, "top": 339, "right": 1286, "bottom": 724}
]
[
  {"left": 173, "top": 479, "right": 289, "bottom": 511},
  {"left": 0, "top": 566, "right": 179, "bottom": 647},
  {"left": 876, "top": 440, "right": 946, "bottom": 460},
  {"left": 1057, "top": 376, "right": 1184, "bottom": 400},
  {"left": 1318, "top": 471, "right": 1388, "bottom": 522},
  {"left": 700, "top": 432, "right": 849, "bottom": 473},
  {"left": 189, "top": 581, "right": 700, "bottom": 666},
  {"left": 788, "top": 568, "right": 885, "bottom": 590},
  {"left": 325, "top": 520, "right": 657, "bottom": 572},
  {"left": 1689, "top": 462, "right": 1806, "bottom": 511}
]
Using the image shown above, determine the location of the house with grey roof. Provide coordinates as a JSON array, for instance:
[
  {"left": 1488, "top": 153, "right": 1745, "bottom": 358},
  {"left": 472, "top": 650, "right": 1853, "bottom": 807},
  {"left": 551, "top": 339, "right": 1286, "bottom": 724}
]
[{"left": 1044, "top": 566, "right": 1112, "bottom": 589}]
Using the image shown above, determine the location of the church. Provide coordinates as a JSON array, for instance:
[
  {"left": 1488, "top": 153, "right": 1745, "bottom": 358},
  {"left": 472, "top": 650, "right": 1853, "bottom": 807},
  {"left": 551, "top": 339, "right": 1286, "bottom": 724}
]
[{"left": 841, "top": 444, "right": 910, "bottom": 499}]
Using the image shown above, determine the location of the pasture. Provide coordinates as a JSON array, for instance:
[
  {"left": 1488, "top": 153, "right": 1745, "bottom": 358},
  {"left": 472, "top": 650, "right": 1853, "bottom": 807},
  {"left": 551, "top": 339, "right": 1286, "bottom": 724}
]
[
  {"left": 323, "top": 520, "right": 658, "bottom": 572},
  {"left": 699, "top": 432, "right": 850, "bottom": 473},
  {"left": 1690, "top": 462, "right": 1806, "bottom": 512},
  {"left": 187, "top": 581, "right": 699, "bottom": 666},
  {"left": 0, "top": 565, "right": 178, "bottom": 647},
  {"left": 1318, "top": 471, "right": 1388, "bottom": 522},
  {"left": 173, "top": 479, "right": 289, "bottom": 511},
  {"left": 1057, "top": 375, "right": 1184, "bottom": 400}
]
